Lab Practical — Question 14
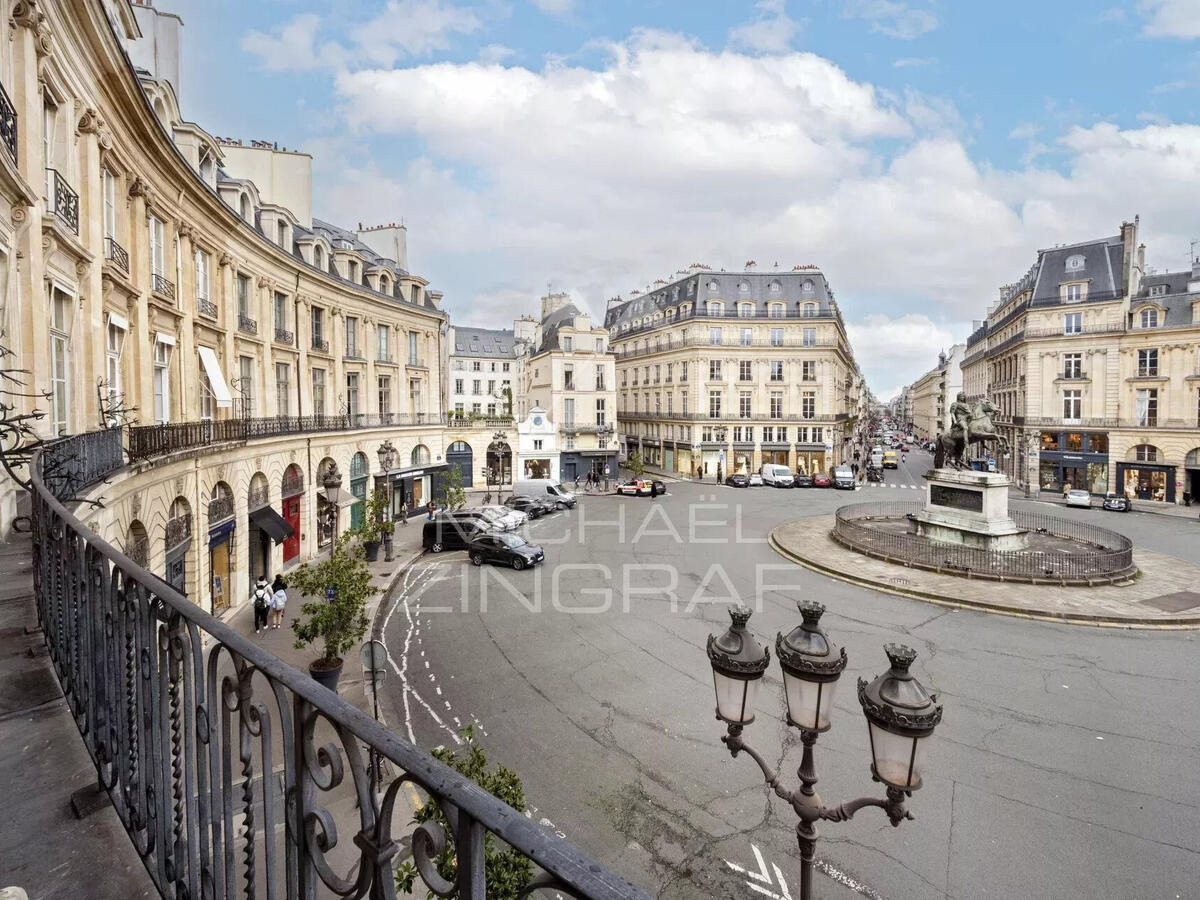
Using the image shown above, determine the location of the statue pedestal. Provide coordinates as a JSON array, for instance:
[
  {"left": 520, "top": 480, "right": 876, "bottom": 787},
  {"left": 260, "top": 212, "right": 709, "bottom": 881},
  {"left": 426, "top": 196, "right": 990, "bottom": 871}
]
[{"left": 914, "top": 469, "right": 1027, "bottom": 551}]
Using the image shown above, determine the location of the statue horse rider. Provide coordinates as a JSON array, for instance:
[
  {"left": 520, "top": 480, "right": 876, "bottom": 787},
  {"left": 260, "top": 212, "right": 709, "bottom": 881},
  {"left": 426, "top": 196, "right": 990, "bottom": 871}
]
[{"left": 935, "top": 392, "right": 1010, "bottom": 470}]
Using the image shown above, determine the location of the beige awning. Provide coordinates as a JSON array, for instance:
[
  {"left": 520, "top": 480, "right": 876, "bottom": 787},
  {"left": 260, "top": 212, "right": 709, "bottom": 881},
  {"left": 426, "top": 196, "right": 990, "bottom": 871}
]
[{"left": 197, "top": 346, "right": 233, "bottom": 409}]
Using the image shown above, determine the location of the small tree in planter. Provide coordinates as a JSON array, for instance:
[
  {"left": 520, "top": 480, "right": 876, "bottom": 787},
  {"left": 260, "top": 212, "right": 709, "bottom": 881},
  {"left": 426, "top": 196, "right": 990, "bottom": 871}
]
[
  {"left": 289, "top": 533, "right": 377, "bottom": 691},
  {"left": 628, "top": 450, "right": 645, "bottom": 478},
  {"left": 356, "top": 489, "right": 389, "bottom": 561},
  {"left": 439, "top": 467, "right": 466, "bottom": 511}
]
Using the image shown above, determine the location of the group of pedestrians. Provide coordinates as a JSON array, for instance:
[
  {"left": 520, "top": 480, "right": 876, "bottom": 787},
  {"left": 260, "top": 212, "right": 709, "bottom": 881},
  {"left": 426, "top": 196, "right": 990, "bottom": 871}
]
[
  {"left": 252, "top": 574, "right": 288, "bottom": 634},
  {"left": 574, "top": 470, "right": 608, "bottom": 492}
]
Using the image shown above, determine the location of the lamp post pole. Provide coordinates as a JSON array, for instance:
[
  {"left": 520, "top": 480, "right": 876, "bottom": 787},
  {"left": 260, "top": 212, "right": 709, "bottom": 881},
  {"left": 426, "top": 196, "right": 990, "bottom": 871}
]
[
  {"left": 322, "top": 463, "right": 343, "bottom": 559},
  {"left": 707, "top": 603, "right": 942, "bottom": 900},
  {"left": 377, "top": 441, "right": 397, "bottom": 562}
]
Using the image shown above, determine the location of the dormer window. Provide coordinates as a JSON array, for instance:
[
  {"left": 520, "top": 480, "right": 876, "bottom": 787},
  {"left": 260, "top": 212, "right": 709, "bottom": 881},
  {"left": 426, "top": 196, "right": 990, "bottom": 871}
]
[
  {"left": 1139, "top": 307, "right": 1160, "bottom": 328},
  {"left": 738, "top": 280, "right": 750, "bottom": 293},
  {"left": 1149, "top": 284, "right": 1167, "bottom": 297},
  {"left": 1065, "top": 254, "right": 1085, "bottom": 272},
  {"left": 239, "top": 194, "right": 252, "bottom": 222},
  {"left": 707, "top": 280, "right": 719, "bottom": 292},
  {"left": 802, "top": 279, "right": 814, "bottom": 294},
  {"left": 314, "top": 245, "right": 325, "bottom": 269},
  {"left": 277, "top": 221, "right": 289, "bottom": 249},
  {"left": 1064, "top": 283, "right": 1083, "bottom": 303},
  {"left": 769, "top": 280, "right": 781, "bottom": 293}
]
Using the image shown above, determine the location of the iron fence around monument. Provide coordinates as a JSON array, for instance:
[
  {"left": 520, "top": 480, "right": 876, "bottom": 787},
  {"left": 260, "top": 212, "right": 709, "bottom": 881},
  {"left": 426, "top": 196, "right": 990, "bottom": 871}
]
[
  {"left": 29, "top": 449, "right": 651, "bottom": 900},
  {"left": 832, "top": 501, "right": 1136, "bottom": 584}
]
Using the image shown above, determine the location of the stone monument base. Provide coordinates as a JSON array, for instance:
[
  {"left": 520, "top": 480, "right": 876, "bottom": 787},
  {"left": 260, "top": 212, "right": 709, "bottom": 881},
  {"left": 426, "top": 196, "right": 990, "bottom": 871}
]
[{"left": 914, "top": 469, "right": 1028, "bottom": 552}]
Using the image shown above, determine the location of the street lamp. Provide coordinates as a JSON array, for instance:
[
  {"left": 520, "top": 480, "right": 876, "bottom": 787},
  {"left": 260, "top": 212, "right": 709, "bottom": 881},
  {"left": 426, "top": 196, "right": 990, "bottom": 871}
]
[
  {"left": 322, "top": 462, "right": 343, "bottom": 558},
  {"left": 376, "top": 440, "right": 397, "bottom": 561},
  {"left": 707, "top": 603, "right": 943, "bottom": 900}
]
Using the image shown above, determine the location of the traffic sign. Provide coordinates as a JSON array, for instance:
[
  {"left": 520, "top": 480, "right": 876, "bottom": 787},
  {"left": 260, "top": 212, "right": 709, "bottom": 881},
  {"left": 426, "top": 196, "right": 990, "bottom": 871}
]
[
  {"left": 325, "top": 585, "right": 337, "bottom": 600},
  {"left": 360, "top": 639, "right": 388, "bottom": 684}
]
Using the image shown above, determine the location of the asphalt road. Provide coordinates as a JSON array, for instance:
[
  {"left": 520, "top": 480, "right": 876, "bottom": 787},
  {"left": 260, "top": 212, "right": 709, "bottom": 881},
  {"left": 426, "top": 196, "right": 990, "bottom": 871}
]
[{"left": 379, "top": 453, "right": 1200, "bottom": 900}]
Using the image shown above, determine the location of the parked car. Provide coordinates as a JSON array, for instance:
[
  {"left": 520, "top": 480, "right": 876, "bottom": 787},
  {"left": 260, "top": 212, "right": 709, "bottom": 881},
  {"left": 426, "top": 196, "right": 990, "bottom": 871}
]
[
  {"left": 812, "top": 472, "right": 832, "bottom": 488},
  {"left": 748, "top": 473, "right": 764, "bottom": 487},
  {"left": 832, "top": 465, "right": 856, "bottom": 490},
  {"left": 1064, "top": 489, "right": 1092, "bottom": 509},
  {"left": 480, "top": 504, "right": 528, "bottom": 529},
  {"left": 1102, "top": 492, "right": 1133, "bottom": 512},
  {"left": 512, "top": 479, "right": 577, "bottom": 508},
  {"left": 423, "top": 517, "right": 483, "bottom": 553},
  {"left": 467, "top": 532, "right": 545, "bottom": 570},
  {"left": 504, "top": 495, "right": 552, "bottom": 518},
  {"left": 761, "top": 464, "right": 795, "bottom": 488},
  {"left": 725, "top": 473, "right": 749, "bottom": 488},
  {"left": 615, "top": 479, "right": 651, "bottom": 496},
  {"left": 793, "top": 473, "right": 814, "bottom": 488},
  {"left": 652, "top": 479, "right": 667, "bottom": 495}
]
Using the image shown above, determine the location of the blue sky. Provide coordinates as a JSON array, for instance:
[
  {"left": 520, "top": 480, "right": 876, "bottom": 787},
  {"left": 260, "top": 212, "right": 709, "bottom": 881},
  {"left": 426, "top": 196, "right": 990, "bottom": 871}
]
[{"left": 167, "top": 0, "right": 1200, "bottom": 398}]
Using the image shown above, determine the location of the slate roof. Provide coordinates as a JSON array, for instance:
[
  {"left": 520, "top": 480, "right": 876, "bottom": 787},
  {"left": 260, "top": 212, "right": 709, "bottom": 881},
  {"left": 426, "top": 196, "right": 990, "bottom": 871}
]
[
  {"left": 1132, "top": 269, "right": 1198, "bottom": 327},
  {"left": 537, "top": 302, "right": 587, "bottom": 354},
  {"left": 451, "top": 326, "right": 518, "bottom": 358},
  {"left": 603, "top": 269, "right": 834, "bottom": 331},
  {"left": 1028, "top": 235, "right": 1124, "bottom": 307}
]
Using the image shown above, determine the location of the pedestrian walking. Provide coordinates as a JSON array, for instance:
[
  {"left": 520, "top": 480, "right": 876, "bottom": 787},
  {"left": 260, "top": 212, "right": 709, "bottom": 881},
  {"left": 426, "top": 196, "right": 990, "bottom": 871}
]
[
  {"left": 252, "top": 576, "right": 270, "bottom": 635},
  {"left": 574, "top": 474, "right": 580, "bottom": 491},
  {"left": 717, "top": 465, "right": 723, "bottom": 484},
  {"left": 270, "top": 574, "right": 288, "bottom": 629},
  {"left": 426, "top": 499, "right": 436, "bottom": 521},
  {"left": 650, "top": 480, "right": 658, "bottom": 501},
  {"left": 696, "top": 464, "right": 702, "bottom": 480},
  {"left": 399, "top": 498, "right": 408, "bottom": 526}
]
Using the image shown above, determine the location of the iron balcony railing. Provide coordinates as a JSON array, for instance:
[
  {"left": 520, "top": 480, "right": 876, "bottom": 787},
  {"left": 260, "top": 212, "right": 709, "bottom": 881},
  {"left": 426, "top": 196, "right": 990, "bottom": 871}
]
[
  {"left": 238, "top": 314, "right": 257, "bottom": 335},
  {"left": 613, "top": 305, "right": 842, "bottom": 340},
  {"left": 164, "top": 513, "right": 192, "bottom": 551},
  {"left": 29, "top": 453, "right": 650, "bottom": 900},
  {"left": 46, "top": 168, "right": 80, "bottom": 234},
  {"left": 311, "top": 337, "right": 329, "bottom": 353},
  {"left": 619, "top": 411, "right": 847, "bottom": 424},
  {"left": 41, "top": 428, "right": 125, "bottom": 501},
  {"left": 247, "top": 485, "right": 270, "bottom": 510},
  {"left": 197, "top": 297, "right": 217, "bottom": 319},
  {"left": 281, "top": 471, "right": 305, "bottom": 497},
  {"left": 124, "top": 535, "right": 148, "bottom": 567},
  {"left": 208, "top": 495, "right": 234, "bottom": 523},
  {"left": 152, "top": 273, "right": 176, "bottom": 301},
  {"left": 0, "top": 79, "right": 16, "bottom": 162},
  {"left": 274, "top": 328, "right": 294, "bottom": 345},
  {"left": 446, "top": 415, "right": 515, "bottom": 428},
  {"left": 617, "top": 335, "right": 839, "bottom": 359},
  {"left": 406, "top": 357, "right": 427, "bottom": 368},
  {"left": 104, "top": 236, "right": 130, "bottom": 273}
]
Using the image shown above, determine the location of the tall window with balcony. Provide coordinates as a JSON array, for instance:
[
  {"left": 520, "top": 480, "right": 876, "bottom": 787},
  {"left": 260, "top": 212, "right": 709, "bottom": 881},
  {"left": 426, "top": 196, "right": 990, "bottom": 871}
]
[
  {"left": 199, "top": 371, "right": 215, "bottom": 422},
  {"left": 1137, "top": 349, "right": 1158, "bottom": 377},
  {"left": 346, "top": 316, "right": 358, "bottom": 357},
  {"left": 377, "top": 324, "right": 390, "bottom": 362},
  {"left": 802, "top": 327, "right": 816, "bottom": 347},
  {"left": 741, "top": 328, "right": 752, "bottom": 346},
  {"left": 1135, "top": 388, "right": 1158, "bottom": 427},
  {"left": 739, "top": 392, "right": 752, "bottom": 418},
  {"left": 49, "top": 286, "right": 71, "bottom": 435},
  {"left": 1064, "top": 312, "right": 1081, "bottom": 335},
  {"left": 311, "top": 369, "right": 326, "bottom": 415},
  {"left": 681, "top": 391, "right": 688, "bottom": 415},
  {"left": 1063, "top": 353, "right": 1082, "bottom": 379},
  {"left": 801, "top": 391, "right": 816, "bottom": 420},
  {"left": 739, "top": 361, "right": 752, "bottom": 381},
  {"left": 149, "top": 215, "right": 172, "bottom": 300},
  {"left": 195, "top": 249, "right": 213, "bottom": 318},
  {"left": 236, "top": 273, "right": 255, "bottom": 333},
  {"left": 238, "top": 355, "right": 255, "bottom": 417},
  {"left": 709, "top": 327, "right": 722, "bottom": 346},
  {"left": 378, "top": 376, "right": 392, "bottom": 421},
  {"left": 409, "top": 331, "right": 419, "bottom": 366},
  {"left": 346, "top": 373, "right": 360, "bottom": 418},
  {"left": 104, "top": 319, "right": 125, "bottom": 418},
  {"left": 311, "top": 306, "right": 326, "bottom": 352},
  {"left": 1063, "top": 389, "right": 1082, "bottom": 422},
  {"left": 770, "top": 328, "right": 783, "bottom": 347},
  {"left": 563, "top": 398, "right": 575, "bottom": 427},
  {"left": 153, "top": 339, "right": 172, "bottom": 424},
  {"left": 101, "top": 169, "right": 127, "bottom": 272},
  {"left": 410, "top": 378, "right": 422, "bottom": 416},
  {"left": 274, "top": 292, "right": 290, "bottom": 343},
  {"left": 709, "top": 393, "right": 722, "bottom": 418},
  {"left": 563, "top": 364, "right": 575, "bottom": 390},
  {"left": 275, "top": 363, "right": 291, "bottom": 415},
  {"left": 770, "top": 393, "right": 783, "bottom": 419},
  {"left": 596, "top": 398, "right": 607, "bottom": 427}
]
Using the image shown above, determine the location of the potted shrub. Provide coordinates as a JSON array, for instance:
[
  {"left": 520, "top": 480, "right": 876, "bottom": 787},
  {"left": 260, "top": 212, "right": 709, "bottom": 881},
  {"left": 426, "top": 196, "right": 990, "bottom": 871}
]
[
  {"left": 358, "top": 489, "right": 388, "bottom": 561},
  {"left": 289, "top": 533, "right": 377, "bottom": 692}
]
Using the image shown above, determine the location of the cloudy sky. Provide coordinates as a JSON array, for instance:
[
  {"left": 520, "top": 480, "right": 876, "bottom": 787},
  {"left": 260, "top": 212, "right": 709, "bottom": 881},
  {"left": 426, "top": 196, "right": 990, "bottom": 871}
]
[{"left": 171, "top": 0, "right": 1200, "bottom": 399}]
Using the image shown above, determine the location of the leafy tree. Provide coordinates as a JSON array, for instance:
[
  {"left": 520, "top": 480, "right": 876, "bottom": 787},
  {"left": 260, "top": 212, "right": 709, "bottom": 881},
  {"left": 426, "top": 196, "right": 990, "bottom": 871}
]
[
  {"left": 355, "top": 488, "right": 389, "bottom": 543},
  {"left": 439, "top": 467, "right": 466, "bottom": 511},
  {"left": 396, "top": 727, "right": 534, "bottom": 899},
  {"left": 502, "top": 384, "right": 513, "bottom": 417},
  {"left": 289, "top": 533, "right": 377, "bottom": 666},
  {"left": 628, "top": 451, "right": 644, "bottom": 477}
]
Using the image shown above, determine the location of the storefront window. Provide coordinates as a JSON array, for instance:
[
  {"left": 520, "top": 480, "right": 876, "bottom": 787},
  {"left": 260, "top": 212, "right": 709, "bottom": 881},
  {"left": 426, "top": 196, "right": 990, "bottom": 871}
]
[
  {"left": 1065, "top": 433, "right": 1083, "bottom": 451},
  {"left": 1124, "top": 467, "right": 1167, "bottom": 502},
  {"left": 1041, "top": 432, "right": 1059, "bottom": 451},
  {"left": 1086, "top": 463, "right": 1108, "bottom": 494},
  {"left": 1088, "top": 434, "right": 1108, "bottom": 454},
  {"left": 1039, "top": 460, "right": 1060, "bottom": 491},
  {"left": 733, "top": 451, "right": 752, "bottom": 474}
]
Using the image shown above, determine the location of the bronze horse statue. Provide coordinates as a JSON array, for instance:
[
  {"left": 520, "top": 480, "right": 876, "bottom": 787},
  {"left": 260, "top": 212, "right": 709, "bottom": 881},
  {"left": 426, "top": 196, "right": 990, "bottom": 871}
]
[{"left": 935, "top": 398, "right": 1009, "bottom": 470}]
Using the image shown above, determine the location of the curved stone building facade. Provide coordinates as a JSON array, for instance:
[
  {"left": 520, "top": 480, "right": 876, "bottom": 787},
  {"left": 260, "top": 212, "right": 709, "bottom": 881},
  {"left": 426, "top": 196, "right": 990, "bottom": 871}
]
[{"left": 0, "top": 0, "right": 455, "bottom": 613}]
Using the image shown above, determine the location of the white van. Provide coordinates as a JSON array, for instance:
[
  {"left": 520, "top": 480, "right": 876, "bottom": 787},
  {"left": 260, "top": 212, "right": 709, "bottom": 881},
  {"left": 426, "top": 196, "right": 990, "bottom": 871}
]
[
  {"left": 760, "top": 464, "right": 795, "bottom": 488},
  {"left": 512, "top": 479, "right": 577, "bottom": 508},
  {"left": 870, "top": 448, "right": 884, "bottom": 469}
]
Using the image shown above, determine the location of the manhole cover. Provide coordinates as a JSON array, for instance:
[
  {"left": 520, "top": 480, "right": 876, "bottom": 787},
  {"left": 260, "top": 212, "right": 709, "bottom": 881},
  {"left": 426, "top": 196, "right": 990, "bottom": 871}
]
[{"left": 1140, "top": 591, "right": 1200, "bottom": 613}]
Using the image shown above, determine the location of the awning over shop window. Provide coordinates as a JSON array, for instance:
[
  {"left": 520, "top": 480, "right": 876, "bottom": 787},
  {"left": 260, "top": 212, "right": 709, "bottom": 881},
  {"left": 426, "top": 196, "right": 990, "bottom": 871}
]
[
  {"left": 197, "top": 346, "right": 233, "bottom": 409},
  {"left": 319, "top": 486, "right": 356, "bottom": 510},
  {"left": 249, "top": 506, "right": 294, "bottom": 544}
]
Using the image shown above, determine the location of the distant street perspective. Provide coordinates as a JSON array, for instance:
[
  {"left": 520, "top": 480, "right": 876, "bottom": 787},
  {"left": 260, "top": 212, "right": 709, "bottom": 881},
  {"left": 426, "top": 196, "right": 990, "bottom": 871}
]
[{"left": 3, "top": 3, "right": 1200, "bottom": 900}]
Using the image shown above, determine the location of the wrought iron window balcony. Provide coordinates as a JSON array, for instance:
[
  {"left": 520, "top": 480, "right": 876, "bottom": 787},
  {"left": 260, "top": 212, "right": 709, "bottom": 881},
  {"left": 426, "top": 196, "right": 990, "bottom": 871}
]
[
  {"left": 124, "top": 535, "right": 148, "bottom": 567},
  {"left": 281, "top": 471, "right": 305, "bottom": 497},
  {"left": 311, "top": 336, "right": 329, "bottom": 353},
  {"left": 406, "top": 357, "right": 427, "bottom": 368},
  {"left": 248, "top": 485, "right": 270, "bottom": 510},
  {"left": 152, "top": 272, "right": 176, "bottom": 301},
  {"left": 45, "top": 168, "right": 79, "bottom": 234},
  {"left": 208, "top": 495, "right": 234, "bottom": 522},
  {"left": 377, "top": 354, "right": 394, "bottom": 364},
  {"left": 274, "top": 328, "right": 294, "bottom": 345},
  {"left": 164, "top": 513, "right": 192, "bottom": 550},
  {"left": 238, "top": 314, "right": 258, "bottom": 335},
  {"left": 104, "top": 236, "right": 129, "bottom": 273},
  {"left": 0, "top": 80, "right": 15, "bottom": 163},
  {"left": 197, "top": 297, "right": 218, "bottom": 319}
]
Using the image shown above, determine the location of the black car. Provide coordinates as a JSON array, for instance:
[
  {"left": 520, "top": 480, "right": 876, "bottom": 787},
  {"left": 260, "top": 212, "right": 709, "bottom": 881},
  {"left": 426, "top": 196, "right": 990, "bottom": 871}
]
[
  {"left": 504, "top": 495, "right": 552, "bottom": 518},
  {"left": 467, "top": 532, "right": 545, "bottom": 569},
  {"left": 1102, "top": 492, "right": 1133, "bottom": 512},
  {"left": 652, "top": 479, "right": 667, "bottom": 495},
  {"left": 725, "top": 473, "right": 749, "bottom": 488},
  {"left": 793, "top": 473, "right": 814, "bottom": 488},
  {"left": 423, "top": 517, "right": 482, "bottom": 553}
]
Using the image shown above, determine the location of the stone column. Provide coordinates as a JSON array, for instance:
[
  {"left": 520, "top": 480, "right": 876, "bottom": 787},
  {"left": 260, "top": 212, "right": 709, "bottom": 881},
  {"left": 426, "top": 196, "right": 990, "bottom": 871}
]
[{"left": 259, "top": 277, "right": 276, "bottom": 414}]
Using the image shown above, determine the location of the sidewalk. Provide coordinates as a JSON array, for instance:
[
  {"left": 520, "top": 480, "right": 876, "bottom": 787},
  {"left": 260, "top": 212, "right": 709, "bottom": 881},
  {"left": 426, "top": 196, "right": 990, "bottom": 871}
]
[
  {"left": 0, "top": 534, "right": 155, "bottom": 899},
  {"left": 1014, "top": 489, "right": 1200, "bottom": 521}
]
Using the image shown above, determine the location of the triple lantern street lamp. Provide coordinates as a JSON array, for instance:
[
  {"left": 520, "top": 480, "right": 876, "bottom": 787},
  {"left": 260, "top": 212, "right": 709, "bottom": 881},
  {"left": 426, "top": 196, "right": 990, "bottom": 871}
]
[
  {"left": 707, "top": 602, "right": 943, "bottom": 900},
  {"left": 321, "top": 463, "right": 343, "bottom": 559},
  {"left": 377, "top": 441, "right": 398, "bottom": 561}
]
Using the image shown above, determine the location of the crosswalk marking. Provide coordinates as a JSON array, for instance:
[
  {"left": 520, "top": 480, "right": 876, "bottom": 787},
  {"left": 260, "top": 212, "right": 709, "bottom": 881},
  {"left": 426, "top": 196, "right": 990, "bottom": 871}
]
[{"left": 866, "top": 483, "right": 919, "bottom": 489}]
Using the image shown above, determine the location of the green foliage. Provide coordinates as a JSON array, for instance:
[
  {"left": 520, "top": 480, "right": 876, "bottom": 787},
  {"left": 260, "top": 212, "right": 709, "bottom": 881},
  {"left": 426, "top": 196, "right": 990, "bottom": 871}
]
[
  {"left": 439, "top": 467, "right": 466, "bottom": 511},
  {"left": 355, "top": 488, "right": 389, "bottom": 543},
  {"left": 502, "top": 385, "right": 513, "bottom": 417},
  {"left": 289, "top": 533, "right": 377, "bottom": 664},
  {"left": 628, "top": 451, "right": 645, "bottom": 477},
  {"left": 395, "top": 727, "right": 535, "bottom": 899}
]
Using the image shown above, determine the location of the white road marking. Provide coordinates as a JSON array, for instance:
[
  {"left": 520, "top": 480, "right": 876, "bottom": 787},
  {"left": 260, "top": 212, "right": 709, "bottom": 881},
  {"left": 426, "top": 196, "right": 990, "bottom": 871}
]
[{"left": 724, "top": 843, "right": 885, "bottom": 900}]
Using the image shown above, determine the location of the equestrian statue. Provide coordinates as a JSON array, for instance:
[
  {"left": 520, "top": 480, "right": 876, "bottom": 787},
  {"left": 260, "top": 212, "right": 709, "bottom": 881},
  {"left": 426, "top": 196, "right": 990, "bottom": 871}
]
[{"left": 934, "top": 392, "right": 1010, "bottom": 470}]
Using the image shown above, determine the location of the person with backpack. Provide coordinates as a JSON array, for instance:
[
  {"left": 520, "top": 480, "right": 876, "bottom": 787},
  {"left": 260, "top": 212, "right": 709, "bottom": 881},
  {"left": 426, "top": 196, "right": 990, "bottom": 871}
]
[
  {"left": 270, "top": 574, "right": 288, "bottom": 630},
  {"left": 252, "top": 576, "right": 270, "bottom": 634}
]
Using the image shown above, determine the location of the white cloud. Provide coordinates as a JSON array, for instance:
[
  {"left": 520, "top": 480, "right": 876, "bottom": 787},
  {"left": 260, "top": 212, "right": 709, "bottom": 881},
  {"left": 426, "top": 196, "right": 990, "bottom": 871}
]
[
  {"left": 479, "top": 43, "right": 517, "bottom": 63},
  {"left": 529, "top": 0, "right": 575, "bottom": 15},
  {"left": 843, "top": 1, "right": 938, "bottom": 40},
  {"left": 349, "top": 0, "right": 484, "bottom": 64},
  {"left": 1139, "top": 0, "right": 1200, "bottom": 38},
  {"left": 240, "top": 14, "right": 347, "bottom": 71},
  {"left": 301, "top": 29, "right": 1200, "bottom": 393},
  {"left": 893, "top": 56, "right": 935, "bottom": 68},
  {"left": 728, "top": 0, "right": 803, "bottom": 54}
]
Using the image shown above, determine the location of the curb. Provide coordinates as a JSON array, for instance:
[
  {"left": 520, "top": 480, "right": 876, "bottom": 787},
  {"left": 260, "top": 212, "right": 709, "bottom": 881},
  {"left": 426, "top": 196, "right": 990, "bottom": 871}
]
[
  {"left": 767, "top": 527, "right": 1200, "bottom": 630},
  {"left": 362, "top": 547, "right": 426, "bottom": 732}
]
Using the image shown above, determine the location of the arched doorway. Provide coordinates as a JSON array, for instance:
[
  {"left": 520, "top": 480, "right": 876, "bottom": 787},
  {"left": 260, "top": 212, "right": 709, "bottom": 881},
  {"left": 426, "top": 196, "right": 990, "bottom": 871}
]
[
  {"left": 350, "top": 452, "right": 369, "bottom": 529},
  {"left": 208, "top": 481, "right": 235, "bottom": 614},
  {"left": 281, "top": 464, "right": 304, "bottom": 562},
  {"left": 164, "top": 496, "right": 192, "bottom": 595},
  {"left": 447, "top": 441, "right": 473, "bottom": 487},
  {"left": 124, "top": 520, "right": 149, "bottom": 568},
  {"left": 486, "top": 440, "right": 512, "bottom": 487}
]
